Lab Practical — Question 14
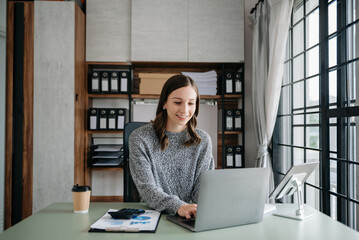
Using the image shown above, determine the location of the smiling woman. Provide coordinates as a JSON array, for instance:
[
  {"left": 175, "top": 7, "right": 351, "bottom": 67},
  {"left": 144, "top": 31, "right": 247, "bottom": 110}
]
[{"left": 129, "top": 74, "right": 214, "bottom": 219}]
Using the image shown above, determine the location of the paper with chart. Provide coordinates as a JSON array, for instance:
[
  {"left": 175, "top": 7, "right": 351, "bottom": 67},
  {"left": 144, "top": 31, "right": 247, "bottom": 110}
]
[{"left": 90, "top": 209, "right": 161, "bottom": 232}]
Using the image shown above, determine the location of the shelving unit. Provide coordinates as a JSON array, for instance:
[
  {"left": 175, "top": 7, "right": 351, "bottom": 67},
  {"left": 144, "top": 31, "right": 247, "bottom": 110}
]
[{"left": 82, "top": 61, "right": 244, "bottom": 201}]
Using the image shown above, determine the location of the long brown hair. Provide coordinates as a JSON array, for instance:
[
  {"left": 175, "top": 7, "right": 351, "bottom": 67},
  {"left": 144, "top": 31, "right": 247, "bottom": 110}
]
[{"left": 152, "top": 74, "right": 201, "bottom": 150}]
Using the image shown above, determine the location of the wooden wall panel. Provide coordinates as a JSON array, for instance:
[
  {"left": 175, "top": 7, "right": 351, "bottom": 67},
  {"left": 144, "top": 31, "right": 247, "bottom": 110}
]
[
  {"left": 5, "top": 1, "right": 34, "bottom": 229},
  {"left": 74, "top": 4, "right": 86, "bottom": 186}
]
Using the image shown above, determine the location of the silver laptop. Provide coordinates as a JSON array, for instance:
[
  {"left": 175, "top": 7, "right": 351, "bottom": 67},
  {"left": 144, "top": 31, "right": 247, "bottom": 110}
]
[{"left": 167, "top": 168, "right": 270, "bottom": 232}]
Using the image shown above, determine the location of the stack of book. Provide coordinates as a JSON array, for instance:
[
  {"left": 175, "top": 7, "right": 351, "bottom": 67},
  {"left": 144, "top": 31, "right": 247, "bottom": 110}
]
[
  {"left": 90, "top": 144, "right": 123, "bottom": 167},
  {"left": 181, "top": 70, "right": 218, "bottom": 96}
]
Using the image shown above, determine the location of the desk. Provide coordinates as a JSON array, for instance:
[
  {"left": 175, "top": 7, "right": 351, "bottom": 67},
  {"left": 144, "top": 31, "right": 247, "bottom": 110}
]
[{"left": 0, "top": 202, "right": 358, "bottom": 240}]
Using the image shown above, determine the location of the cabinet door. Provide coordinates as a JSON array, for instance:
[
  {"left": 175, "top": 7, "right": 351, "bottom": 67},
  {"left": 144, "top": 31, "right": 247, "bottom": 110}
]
[
  {"left": 131, "top": 0, "right": 188, "bottom": 62},
  {"left": 86, "top": 0, "right": 131, "bottom": 62},
  {"left": 189, "top": 0, "right": 244, "bottom": 62}
]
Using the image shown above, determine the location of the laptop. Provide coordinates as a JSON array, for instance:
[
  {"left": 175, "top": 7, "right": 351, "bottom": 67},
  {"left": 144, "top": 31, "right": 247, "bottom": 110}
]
[{"left": 167, "top": 168, "right": 270, "bottom": 232}]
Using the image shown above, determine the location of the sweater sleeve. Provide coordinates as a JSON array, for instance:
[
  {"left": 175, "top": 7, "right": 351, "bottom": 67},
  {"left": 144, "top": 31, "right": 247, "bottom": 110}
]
[
  {"left": 129, "top": 130, "right": 186, "bottom": 214},
  {"left": 191, "top": 131, "right": 215, "bottom": 202}
]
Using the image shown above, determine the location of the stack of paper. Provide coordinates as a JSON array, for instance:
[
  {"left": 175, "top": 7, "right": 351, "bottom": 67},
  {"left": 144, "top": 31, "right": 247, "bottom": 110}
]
[{"left": 181, "top": 70, "right": 218, "bottom": 96}]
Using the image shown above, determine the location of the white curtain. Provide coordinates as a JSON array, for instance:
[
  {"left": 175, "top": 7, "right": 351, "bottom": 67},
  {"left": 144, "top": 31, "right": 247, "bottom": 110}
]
[{"left": 251, "top": 0, "right": 293, "bottom": 190}]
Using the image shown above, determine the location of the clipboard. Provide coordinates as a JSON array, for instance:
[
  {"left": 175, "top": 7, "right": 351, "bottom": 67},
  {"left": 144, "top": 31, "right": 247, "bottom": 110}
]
[{"left": 89, "top": 209, "right": 161, "bottom": 233}]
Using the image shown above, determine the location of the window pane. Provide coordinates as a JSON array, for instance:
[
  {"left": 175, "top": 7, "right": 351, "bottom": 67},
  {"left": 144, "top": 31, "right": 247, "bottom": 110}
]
[
  {"left": 330, "top": 123, "right": 337, "bottom": 152},
  {"left": 293, "top": 114, "right": 304, "bottom": 125},
  {"left": 277, "top": 116, "right": 292, "bottom": 145},
  {"left": 279, "top": 85, "right": 291, "bottom": 115},
  {"left": 293, "top": 81, "right": 304, "bottom": 109},
  {"left": 294, "top": 126, "right": 304, "bottom": 146},
  {"left": 306, "top": 113, "right": 320, "bottom": 124},
  {"left": 306, "top": 76, "right": 319, "bottom": 107},
  {"left": 293, "top": 54, "right": 304, "bottom": 81},
  {"left": 283, "top": 61, "right": 291, "bottom": 85},
  {"left": 349, "top": 202, "right": 359, "bottom": 231},
  {"left": 293, "top": 20, "right": 304, "bottom": 56},
  {"left": 330, "top": 194, "right": 338, "bottom": 220},
  {"left": 349, "top": 164, "right": 359, "bottom": 202},
  {"left": 306, "top": 46, "right": 319, "bottom": 77},
  {"left": 306, "top": 9, "right": 319, "bottom": 48},
  {"left": 285, "top": 30, "right": 292, "bottom": 61},
  {"left": 293, "top": 147, "right": 304, "bottom": 165},
  {"left": 330, "top": 159, "right": 338, "bottom": 193},
  {"left": 329, "top": 70, "right": 337, "bottom": 106},
  {"left": 328, "top": 0, "right": 337, "bottom": 35},
  {"left": 347, "top": 0, "right": 359, "bottom": 24},
  {"left": 349, "top": 116, "right": 358, "bottom": 162},
  {"left": 329, "top": 37, "right": 337, "bottom": 68},
  {"left": 293, "top": 0, "right": 304, "bottom": 24},
  {"left": 306, "top": 185, "right": 320, "bottom": 211},
  {"left": 347, "top": 22, "right": 359, "bottom": 61},
  {"left": 305, "top": 0, "right": 318, "bottom": 14},
  {"left": 306, "top": 149, "right": 320, "bottom": 187},
  {"left": 347, "top": 61, "right": 358, "bottom": 107},
  {"left": 306, "top": 126, "right": 319, "bottom": 149},
  {"left": 273, "top": 146, "right": 292, "bottom": 174}
]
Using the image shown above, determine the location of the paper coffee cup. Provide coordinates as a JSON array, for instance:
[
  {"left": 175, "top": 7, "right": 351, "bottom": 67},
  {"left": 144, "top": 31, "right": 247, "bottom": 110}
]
[{"left": 72, "top": 184, "right": 91, "bottom": 213}]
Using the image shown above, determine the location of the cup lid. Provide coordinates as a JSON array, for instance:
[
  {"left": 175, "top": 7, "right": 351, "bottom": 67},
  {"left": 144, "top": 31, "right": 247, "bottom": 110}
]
[{"left": 72, "top": 184, "right": 91, "bottom": 192}]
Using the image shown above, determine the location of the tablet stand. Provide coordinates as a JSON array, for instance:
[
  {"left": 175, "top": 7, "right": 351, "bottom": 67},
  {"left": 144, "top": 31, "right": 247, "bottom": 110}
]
[{"left": 269, "top": 162, "right": 319, "bottom": 220}]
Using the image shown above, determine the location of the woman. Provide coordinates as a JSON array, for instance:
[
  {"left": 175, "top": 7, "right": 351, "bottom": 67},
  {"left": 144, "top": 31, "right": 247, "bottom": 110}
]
[{"left": 129, "top": 74, "right": 214, "bottom": 219}]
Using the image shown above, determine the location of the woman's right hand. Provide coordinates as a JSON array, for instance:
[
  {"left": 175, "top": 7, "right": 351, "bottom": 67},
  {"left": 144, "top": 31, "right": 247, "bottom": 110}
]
[{"left": 177, "top": 204, "right": 197, "bottom": 219}]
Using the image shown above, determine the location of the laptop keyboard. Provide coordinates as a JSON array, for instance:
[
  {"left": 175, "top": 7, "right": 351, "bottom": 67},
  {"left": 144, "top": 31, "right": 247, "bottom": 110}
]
[{"left": 183, "top": 219, "right": 196, "bottom": 228}]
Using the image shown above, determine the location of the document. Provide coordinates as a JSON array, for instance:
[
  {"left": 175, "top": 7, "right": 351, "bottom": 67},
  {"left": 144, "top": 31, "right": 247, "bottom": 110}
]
[{"left": 89, "top": 209, "right": 161, "bottom": 233}]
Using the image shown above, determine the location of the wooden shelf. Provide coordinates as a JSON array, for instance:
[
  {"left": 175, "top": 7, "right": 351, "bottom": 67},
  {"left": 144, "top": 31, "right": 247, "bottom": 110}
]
[
  {"left": 90, "top": 167, "right": 123, "bottom": 171},
  {"left": 223, "top": 94, "right": 243, "bottom": 98},
  {"left": 87, "top": 62, "right": 131, "bottom": 66},
  {"left": 88, "top": 94, "right": 129, "bottom": 99},
  {"left": 218, "top": 131, "right": 242, "bottom": 134},
  {"left": 87, "top": 130, "right": 124, "bottom": 134},
  {"left": 131, "top": 94, "right": 221, "bottom": 99}
]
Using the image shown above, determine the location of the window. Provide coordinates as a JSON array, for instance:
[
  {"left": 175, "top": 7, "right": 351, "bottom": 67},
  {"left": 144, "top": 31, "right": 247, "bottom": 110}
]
[{"left": 273, "top": 0, "right": 359, "bottom": 230}]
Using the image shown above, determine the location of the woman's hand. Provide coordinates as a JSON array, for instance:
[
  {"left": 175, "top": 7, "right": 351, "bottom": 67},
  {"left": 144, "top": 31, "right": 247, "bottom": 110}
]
[{"left": 177, "top": 204, "right": 197, "bottom": 219}]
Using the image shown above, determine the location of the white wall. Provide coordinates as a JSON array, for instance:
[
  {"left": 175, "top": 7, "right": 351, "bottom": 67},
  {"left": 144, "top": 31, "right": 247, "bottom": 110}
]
[
  {"left": 244, "top": 0, "right": 257, "bottom": 167},
  {"left": 0, "top": 0, "right": 6, "bottom": 233}
]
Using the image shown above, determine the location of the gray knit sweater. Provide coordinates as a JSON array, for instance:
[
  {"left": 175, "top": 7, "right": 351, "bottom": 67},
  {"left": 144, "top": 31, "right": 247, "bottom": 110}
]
[{"left": 129, "top": 123, "right": 214, "bottom": 214}]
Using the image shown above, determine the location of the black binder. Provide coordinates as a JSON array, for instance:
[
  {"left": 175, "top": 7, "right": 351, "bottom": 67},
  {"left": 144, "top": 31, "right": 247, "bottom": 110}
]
[
  {"left": 120, "top": 71, "right": 129, "bottom": 93},
  {"left": 225, "top": 72, "right": 233, "bottom": 94},
  {"left": 108, "top": 109, "right": 117, "bottom": 130},
  {"left": 99, "top": 109, "right": 108, "bottom": 130},
  {"left": 101, "top": 71, "right": 110, "bottom": 93},
  {"left": 110, "top": 71, "right": 120, "bottom": 93},
  {"left": 234, "top": 109, "right": 243, "bottom": 131},
  {"left": 225, "top": 109, "right": 234, "bottom": 131},
  {"left": 88, "top": 108, "right": 98, "bottom": 130},
  {"left": 225, "top": 146, "right": 234, "bottom": 168},
  {"left": 117, "top": 108, "right": 129, "bottom": 130},
  {"left": 234, "top": 71, "right": 243, "bottom": 94},
  {"left": 90, "top": 71, "right": 100, "bottom": 93},
  {"left": 234, "top": 145, "right": 243, "bottom": 168}
]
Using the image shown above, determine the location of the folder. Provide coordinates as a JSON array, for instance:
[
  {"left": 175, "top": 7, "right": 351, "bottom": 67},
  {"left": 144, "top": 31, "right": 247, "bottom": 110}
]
[
  {"left": 225, "top": 109, "right": 234, "bottom": 131},
  {"left": 110, "top": 71, "right": 119, "bottom": 93},
  {"left": 101, "top": 71, "right": 110, "bottom": 93},
  {"left": 99, "top": 109, "right": 108, "bottom": 130},
  {"left": 120, "top": 71, "right": 129, "bottom": 93},
  {"left": 225, "top": 146, "right": 234, "bottom": 167},
  {"left": 89, "top": 209, "right": 161, "bottom": 233},
  {"left": 234, "top": 71, "right": 243, "bottom": 94},
  {"left": 234, "top": 109, "right": 243, "bottom": 131},
  {"left": 88, "top": 108, "right": 98, "bottom": 130},
  {"left": 90, "top": 71, "right": 100, "bottom": 93},
  {"left": 108, "top": 109, "right": 117, "bottom": 130},
  {"left": 117, "top": 108, "right": 128, "bottom": 130},
  {"left": 234, "top": 146, "right": 243, "bottom": 167},
  {"left": 225, "top": 72, "right": 233, "bottom": 94}
]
